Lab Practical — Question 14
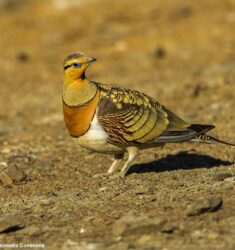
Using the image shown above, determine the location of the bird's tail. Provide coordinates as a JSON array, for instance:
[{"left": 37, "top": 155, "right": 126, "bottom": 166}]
[
  {"left": 191, "top": 133, "right": 235, "bottom": 146},
  {"left": 152, "top": 124, "right": 235, "bottom": 146},
  {"left": 152, "top": 124, "right": 215, "bottom": 143}
]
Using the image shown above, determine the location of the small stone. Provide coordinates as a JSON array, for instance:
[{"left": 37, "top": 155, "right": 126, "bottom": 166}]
[
  {"left": 0, "top": 147, "right": 11, "bottom": 154},
  {"left": 46, "top": 191, "right": 58, "bottom": 197},
  {"left": 6, "top": 165, "right": 26, "bottom": 183},
  {"left": 136, "top": 236, "right": 162, "bottom": 249},
  {"left": 133, "top": 186, "right": 150, "bottom": 195},
  {"left": 112, "top": 214, "right": 166, "bottom": 237},
  {"left": 136, "top": 235, "right": 152, "bottom": 245},
  {"left": 0, "top": 162, "right": 8, "bottom": 169},
  {"left": 32, "top": 204, "right": 43, "bottom": 214},
  {"left": 0, "top": 215, "right": 24, "bottom": 234},
  {"left": 61, "top": 240, "right": 98, "bottom": 250},
  {"left": 208, "top": 231, "right": 219, "bottom": 239},
  {"left": 0, "top": 171, "right": 13, "bottom": 185},
  {"left": 161, "top": 225, "right": 175, "bottom": 234},
  {"left": 16, "top": 51, "right": 30, "bottom": 62},
  {"left": 79, "top": 227, "right": 86, "bottom": 234},
  {"left": 0, "top": 165, "right": 26, "bottom": 185},
  {"left": 61, "top": 240, "right": 80, "bottom": 250},
  {"left": 213, "top": 173, "right": 232, "bottom": 181},
  {"left": 186, "top": 197, "right": 223, "bottom": 216},
  {"left": 191, "top": 230, "right": 204, "bottom": 239},
  {"left": 172, "top": 5, "right": 193, "bottom": 20},
  {"left": 84, "top": 153, "right": 96, "bottom": 160},
  {"left": 153, "top": 47, "right": 166, "bottom": 59},
  {"left": 192, "top": 84, "right": 203, "bottom": 97}
]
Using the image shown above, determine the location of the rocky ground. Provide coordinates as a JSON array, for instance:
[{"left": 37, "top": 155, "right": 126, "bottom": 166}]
[{"left": 0, "top": 0, "right": 235, "bottom": 249}]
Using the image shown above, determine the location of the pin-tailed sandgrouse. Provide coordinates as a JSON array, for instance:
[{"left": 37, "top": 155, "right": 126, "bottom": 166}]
[{"left": 62, "top": 52, "right": 235, "bottom": 178}]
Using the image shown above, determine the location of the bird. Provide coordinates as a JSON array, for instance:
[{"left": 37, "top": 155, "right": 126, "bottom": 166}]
[{"left": 62, "top": 52, "right": 235, "bottom": 178}]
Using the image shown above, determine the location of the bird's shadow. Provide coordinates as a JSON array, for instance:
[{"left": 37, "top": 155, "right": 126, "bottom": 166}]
[{"left": 128, "top": 151, "right": 233, "bottom": 174}]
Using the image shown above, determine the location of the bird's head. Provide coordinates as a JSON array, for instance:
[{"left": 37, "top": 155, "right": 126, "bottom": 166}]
[{"left": 63, "top": 52, "right": 96, "bottom": 81}]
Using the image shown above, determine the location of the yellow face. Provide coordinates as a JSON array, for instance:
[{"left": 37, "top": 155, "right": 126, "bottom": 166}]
[{"left": 63, "top": 52, "right": 96, "bottom": 80}]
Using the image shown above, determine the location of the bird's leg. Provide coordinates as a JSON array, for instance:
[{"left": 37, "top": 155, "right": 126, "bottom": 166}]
[
  {"left": 93, "top": 153, "right": 124, "bottom": 179},
  {"left": 118, "top": 147, "right": 139, "bottom": 178},
  {"left": 107, "top": 153, "right": 124, "bottom": 174}
]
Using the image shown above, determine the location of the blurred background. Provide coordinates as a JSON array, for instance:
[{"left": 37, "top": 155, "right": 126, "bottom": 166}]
[
  {"left": 0, "top": 0, "right": 235, "bottom": 249},
  {"left": 1, "top": 0, "right": 235, "bottom": 128}
]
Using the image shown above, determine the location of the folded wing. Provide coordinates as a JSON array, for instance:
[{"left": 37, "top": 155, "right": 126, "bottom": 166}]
[{"left": 97, "top": 84, "right": 213, "bottom": 146}]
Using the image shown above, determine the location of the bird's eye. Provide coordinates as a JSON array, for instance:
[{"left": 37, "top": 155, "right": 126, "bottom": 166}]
[{"left": 72, "top": 62, "right": 82, "bottom": 68}]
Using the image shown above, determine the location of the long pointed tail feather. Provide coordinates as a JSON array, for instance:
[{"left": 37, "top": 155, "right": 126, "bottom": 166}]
[
  {"left": 153, "top": 124, "right": 215, "bottom": 143},
  {"left": 152, "top": 123, "right": 235, "bottom": 146},
  {"left": 192, "top": 134, "right": 235, "bottom": 146}
]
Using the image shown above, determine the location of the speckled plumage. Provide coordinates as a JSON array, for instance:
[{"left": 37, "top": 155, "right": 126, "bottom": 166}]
[{"left": 96, "top": 83, "right": 190, "bottom": 146}]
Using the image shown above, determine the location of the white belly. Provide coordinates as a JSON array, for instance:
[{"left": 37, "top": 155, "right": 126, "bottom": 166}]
[{"left": 76, "top": 112, "right": 124, "bottom": 154}]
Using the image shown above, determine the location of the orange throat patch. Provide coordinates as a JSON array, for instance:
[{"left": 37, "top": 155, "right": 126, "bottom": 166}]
[{"left": 63, "top": 90, "right": 100, "bottom": 137}]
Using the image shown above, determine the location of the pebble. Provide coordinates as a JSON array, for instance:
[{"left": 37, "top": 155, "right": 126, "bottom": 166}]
[
  {"left": 0, "top": 162, "right": 11, "bottom": 185},
  {"left": 136, "top": 235, "right": 162, "bottom": 248},
  {"left": 161, "top": 225, "right": 176, "bottom": 234},
  {"left": 98, "top": 187, "right": 107, "bottom": 192},
  {"left": 18, "top": 225, "right": 40, "bottom": 236},
  {"left": 61, "top": 240, "right": 98, "bottom": 250},
  {"left": 0, "top": 147, "right": 11, "bottom": 154},
  {"left": 0, "top": 162, "right": 8, "bottom": 169},
  {"left": 208, "top": 231, "right": 219, "bottom": 239},
  {"left": 136, "top": 235, "right": 152, "bottom": 245},
  {"left": 0, "top": 165, "right": 26, "bottom": 185},
  {"left": 153, "top": 46, "right": 166, "bottom": 59},
  {"left": 16, "top": 51, "right": 30, "bottom": 62},
  {"left": 5, "top": 165, "right": 26, "bottom": 183},
  {"left": 0, "top": 171, "right": 13, "bottom": 185},
  {"left": 191, "top": 230, "right": 205, "bottom": 239},
  {"left": 186, "top": 197, "right": 223, "bottom": 216},
  {"left": 112, "top": 214, "right": 166, "bottom": 236},
  {"left": 213, "top": 173, "right": 232, "bottom": 181},
  {"left": 79, "top": 227, "right": 86, "bottom": 234},
  {"left": 132, "top": 186, "right": 151, "bottom": 195},
  {"left": 0, "top": 215, "right": 24, "bottom": 234}
]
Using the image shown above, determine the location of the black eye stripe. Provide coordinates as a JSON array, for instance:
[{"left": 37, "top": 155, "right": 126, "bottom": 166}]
[
  {"left": 64, "top": 64, "right": 72, "bottom": 70},
  {"left": 64, "top": 62, "right": 83, "bottom": 70}
]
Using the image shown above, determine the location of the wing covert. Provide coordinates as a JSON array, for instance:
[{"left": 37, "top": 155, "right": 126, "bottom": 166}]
[{"left": 96, "top": 84, "right": 182, "bottom": 146}]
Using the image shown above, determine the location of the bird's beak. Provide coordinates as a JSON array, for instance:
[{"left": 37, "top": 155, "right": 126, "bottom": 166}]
[{"left": 87, "top": 57, "right": 97, "bottom": 64}]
